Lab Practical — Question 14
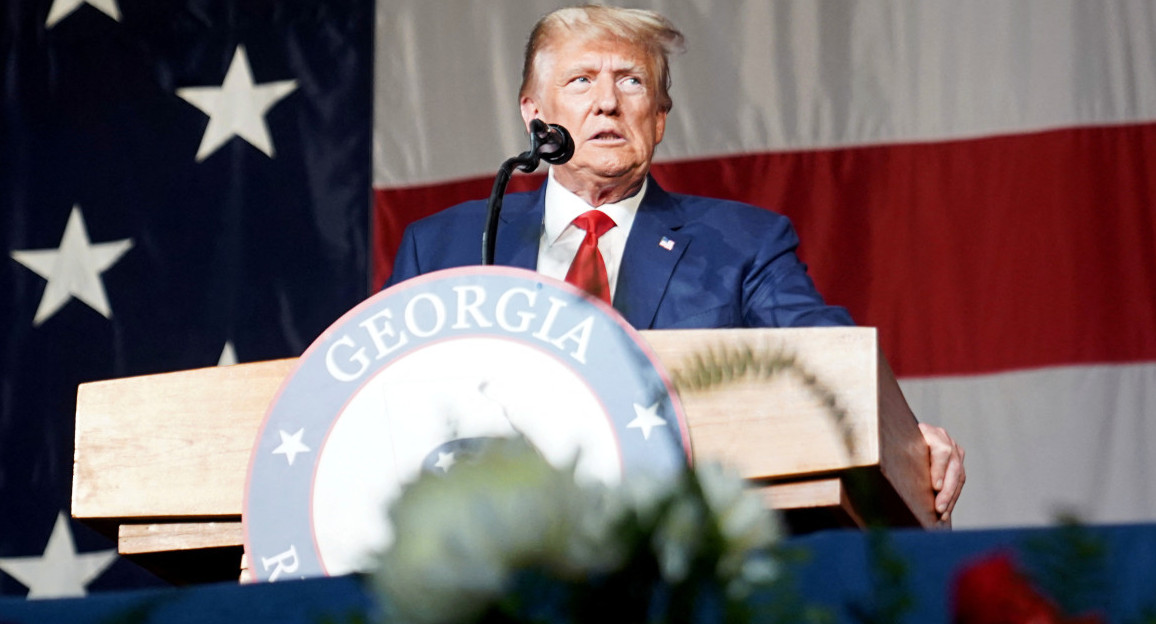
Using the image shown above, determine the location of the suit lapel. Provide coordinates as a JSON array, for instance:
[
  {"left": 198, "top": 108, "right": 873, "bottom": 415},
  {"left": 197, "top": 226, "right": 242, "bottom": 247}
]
[
  {"left": 615, "top": 182, "right": 690, "bottom": 329},
  {"left": 489, "top": 179, "right": 689, "bottom": 328},
  {"left": 494, "top": 183, "right": 546, "bottom": 270}
]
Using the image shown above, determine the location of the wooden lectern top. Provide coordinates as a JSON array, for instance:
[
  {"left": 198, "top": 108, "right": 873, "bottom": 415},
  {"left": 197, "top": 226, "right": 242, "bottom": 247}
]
[{"left": 72, "top": 327, "right": 935, "bottom": 582}]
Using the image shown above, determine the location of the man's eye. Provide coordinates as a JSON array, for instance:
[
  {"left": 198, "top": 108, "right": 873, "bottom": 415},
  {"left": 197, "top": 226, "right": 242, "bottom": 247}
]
[
  {"left": 570, "top": 76, "right": 590, "bottom": 84},
  {"left": 621, "top": 76, "right": 645, "bottom": 90}
]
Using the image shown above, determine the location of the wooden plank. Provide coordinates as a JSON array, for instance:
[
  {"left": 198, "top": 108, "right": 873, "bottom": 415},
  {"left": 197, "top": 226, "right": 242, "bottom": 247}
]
[
  {"left": 761, "top": 478, "right": 843, "bottom": 510},
  {"left": 111, "top": 478, "right": 863, "bottom": 555},
  {"left": 72, "top": 359, "right": 295, "bottom": 519},
  {"left": 642, "top": 328, "right": 880, "bottom": 474},
  {"left": 645, "top": 328, "right": 935, "bottom": 528},
  {"left": 758, "top": 478, "right": 865, "bottom": 529},
  {"left": 119, "top": 522, "right": 244, "bottom": 555},
  {"left": 875, "top": 352, "right": 938, "bottom": 527},
  {"left": 73, "top": 328, "right": 935, "bottom": 527}
]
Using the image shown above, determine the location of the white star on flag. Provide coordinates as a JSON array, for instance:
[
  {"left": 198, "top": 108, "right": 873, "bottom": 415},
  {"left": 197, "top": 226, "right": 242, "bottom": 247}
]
[
  {"left": 627, "top": 402, "right": 667, "bottom": 440},
  {"left": 10, "top": 205, "right": 133, "bottom": 327},
  {"left": 272, "top": 428, "right": 310, "bottom": 466},
  {"left": 177, "top": 45, "right": 298, "bottom": 162},
  {"left": 0, "top": 512, "right": 117, "bottom": 599},
  {"left": 218, "top": 341, "right": 239, "bottom": 366},
  {"left": 45, "top": 0, "right": 120, "bottom": 28}
]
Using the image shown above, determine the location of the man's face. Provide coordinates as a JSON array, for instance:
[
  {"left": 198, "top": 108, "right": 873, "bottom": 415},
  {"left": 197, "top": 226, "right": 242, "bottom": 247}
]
[{"left": 521, "top": 36, "right": 667, "bottom": 199}]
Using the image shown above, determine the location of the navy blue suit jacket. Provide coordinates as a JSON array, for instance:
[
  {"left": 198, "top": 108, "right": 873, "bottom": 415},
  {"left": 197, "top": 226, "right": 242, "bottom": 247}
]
[{"left": 387, "top": 179, "right": 853, "bottom": 330}]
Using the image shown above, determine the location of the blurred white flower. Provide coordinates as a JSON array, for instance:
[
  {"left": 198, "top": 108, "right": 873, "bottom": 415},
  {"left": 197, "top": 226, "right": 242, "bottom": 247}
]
[
  {"left": 371, "top": 438, "right": 624, "bottom": 623},
  {"left": 653, "top": 494, "right": 704, "bottom": 583},
  {"left": 370, "top": 437, "right": 783, "bottom": 623},
  {"left": 692, "top": 461, "right": 783, "bottom": 601}
]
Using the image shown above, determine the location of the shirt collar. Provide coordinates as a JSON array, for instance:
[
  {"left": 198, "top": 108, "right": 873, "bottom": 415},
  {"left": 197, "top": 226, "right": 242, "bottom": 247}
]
[{"left": 543, "top": 168, "right": 646, "bottom": 245}]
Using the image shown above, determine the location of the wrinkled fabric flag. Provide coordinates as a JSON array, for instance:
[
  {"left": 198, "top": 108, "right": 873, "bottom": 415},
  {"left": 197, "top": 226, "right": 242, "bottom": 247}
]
[{"left": 1, "top": 0, "right": 372, "bottom": 597}]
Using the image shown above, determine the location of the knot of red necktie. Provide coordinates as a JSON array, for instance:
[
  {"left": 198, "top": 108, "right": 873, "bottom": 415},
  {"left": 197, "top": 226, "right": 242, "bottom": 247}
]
[{"left": 564, "top": 210, "right": 616, "bottom": 303}]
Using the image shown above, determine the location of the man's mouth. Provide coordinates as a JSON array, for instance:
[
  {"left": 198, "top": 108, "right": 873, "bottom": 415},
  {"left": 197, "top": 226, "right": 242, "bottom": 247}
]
[{"left": 590, "top": 131, "right": 625, "bottom": 142}]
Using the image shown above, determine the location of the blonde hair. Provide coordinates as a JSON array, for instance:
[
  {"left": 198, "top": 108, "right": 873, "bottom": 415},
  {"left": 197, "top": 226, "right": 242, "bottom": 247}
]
[{"left": 520, "top": 5, "right": 685, "bottom": 112}]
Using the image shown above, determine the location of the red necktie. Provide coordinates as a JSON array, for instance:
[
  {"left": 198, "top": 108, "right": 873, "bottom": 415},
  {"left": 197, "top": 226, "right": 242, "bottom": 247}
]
[{"left": 565, "top": 210, "right": 616, "bottom": 303}]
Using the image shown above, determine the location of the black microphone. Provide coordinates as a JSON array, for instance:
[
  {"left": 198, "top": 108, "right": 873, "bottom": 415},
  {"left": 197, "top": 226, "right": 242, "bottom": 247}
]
[
  {"left": 482, "top": 120, "right": 574, "bottom": 265},
  {"left": 528, "top": 118, "right": 574, "bottom": 166}
]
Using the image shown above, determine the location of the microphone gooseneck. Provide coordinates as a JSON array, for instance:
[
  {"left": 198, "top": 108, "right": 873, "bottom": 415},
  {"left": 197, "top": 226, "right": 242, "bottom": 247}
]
[{"left": 482, "top": 120, "right": 575, "bottom": 265}]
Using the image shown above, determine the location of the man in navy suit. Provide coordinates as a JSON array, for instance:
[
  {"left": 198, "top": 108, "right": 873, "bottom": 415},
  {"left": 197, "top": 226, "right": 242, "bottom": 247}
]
[
  {"left": 389, "top": 180, "right": 854, "bottom": 331},
  {"left": 388, "top": 6, "right": 965, "bottom": 522}
]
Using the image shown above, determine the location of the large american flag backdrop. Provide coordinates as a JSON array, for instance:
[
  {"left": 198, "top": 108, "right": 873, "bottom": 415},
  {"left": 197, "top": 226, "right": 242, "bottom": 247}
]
[
  {"left": 1, "top": 0, "right": 372, "bottom": 598},
  {"left": 2, "top": 0, "right": 1154, "bottom": 599}
]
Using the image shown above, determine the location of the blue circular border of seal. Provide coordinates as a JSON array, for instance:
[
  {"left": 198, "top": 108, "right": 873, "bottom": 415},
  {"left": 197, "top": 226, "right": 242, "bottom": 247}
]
[{"left": 243, "top": 266, "right": 690, "bottom": 582}]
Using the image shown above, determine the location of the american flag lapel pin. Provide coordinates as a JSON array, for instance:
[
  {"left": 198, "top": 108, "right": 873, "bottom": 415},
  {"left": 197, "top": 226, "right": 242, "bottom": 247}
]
[{"left": 658, "top": 236, "right": 675, "bottom": 251}]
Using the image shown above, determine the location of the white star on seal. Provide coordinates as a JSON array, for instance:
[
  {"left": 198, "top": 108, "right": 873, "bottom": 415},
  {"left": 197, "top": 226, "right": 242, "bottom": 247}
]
[
  {"left": 627, "top": 402, "right": 667, "bottom": 441},
  {"left": 10, "top": 205, "right": 133, "bottom": 327},
  {"left": 272, "top": 428, "right": 310, "bottom": 466},
  {"left": 0, "top": 512, "right": 117, "bottom": 599},
  {"left": 434, "top": 451, "right": 456, "bottom": 473},
  {"left": 45, "top": 0, "right": 120, "bottom": 28},
  {"left": 177, "top": 45, "right": 298, "bottom": 162}
]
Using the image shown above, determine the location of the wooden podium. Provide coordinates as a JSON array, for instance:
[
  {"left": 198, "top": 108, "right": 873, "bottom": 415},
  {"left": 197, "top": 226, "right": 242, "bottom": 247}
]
[{"left": 72, "top": 327, "right": 936, "bottom": 584}]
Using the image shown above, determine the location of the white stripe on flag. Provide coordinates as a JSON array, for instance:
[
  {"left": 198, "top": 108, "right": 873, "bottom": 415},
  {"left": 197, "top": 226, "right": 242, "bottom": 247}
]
[
  {"left": 373, "top": 0, "right": 1156, "bottom": 187},
  {"left": 902, "top": 362, "right": 1156, "bottom": 528}
]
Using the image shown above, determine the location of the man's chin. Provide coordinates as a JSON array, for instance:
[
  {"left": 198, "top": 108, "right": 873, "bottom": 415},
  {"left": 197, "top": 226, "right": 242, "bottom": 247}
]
[
  {"left": 578, "top": 158, "right": 643, "bottom": 179},
  {"left": 557, "top": 157, "right": 647, "bottom": 186}
]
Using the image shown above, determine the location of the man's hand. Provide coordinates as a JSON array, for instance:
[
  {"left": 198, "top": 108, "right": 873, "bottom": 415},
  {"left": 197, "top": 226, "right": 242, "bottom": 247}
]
[{"left": 919, "top": 422, "right": 965, "bottom": 525}]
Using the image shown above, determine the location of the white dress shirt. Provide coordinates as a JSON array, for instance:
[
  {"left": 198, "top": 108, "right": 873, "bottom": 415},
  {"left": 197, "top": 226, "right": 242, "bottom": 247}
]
[{"left": 536, "top": 168, "right": 646, "bottom": 301}]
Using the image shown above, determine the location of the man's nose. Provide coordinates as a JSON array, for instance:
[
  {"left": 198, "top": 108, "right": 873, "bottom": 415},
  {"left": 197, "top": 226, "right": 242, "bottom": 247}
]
[{"left": 592, "top": 79, "right": 619, "bottom": 115}]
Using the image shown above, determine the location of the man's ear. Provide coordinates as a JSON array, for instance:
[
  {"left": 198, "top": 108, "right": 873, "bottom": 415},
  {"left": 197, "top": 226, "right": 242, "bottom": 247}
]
[
  {"left": 519, "top": 95, "right": 541, "bottom": 132},
  {"left": 654, "top": 110, "right": 668, "bottom": 145}
]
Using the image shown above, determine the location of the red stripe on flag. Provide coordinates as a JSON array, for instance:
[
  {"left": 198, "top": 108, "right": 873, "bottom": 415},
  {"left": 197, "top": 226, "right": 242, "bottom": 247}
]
[{"left": 374, "top": 121, "right": 1156, "bottom": 377}]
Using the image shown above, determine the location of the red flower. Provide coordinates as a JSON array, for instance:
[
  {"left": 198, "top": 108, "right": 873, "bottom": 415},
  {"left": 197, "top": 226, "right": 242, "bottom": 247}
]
[{"left": 951, "top": 553, "right": 1104, "bottom": 624}]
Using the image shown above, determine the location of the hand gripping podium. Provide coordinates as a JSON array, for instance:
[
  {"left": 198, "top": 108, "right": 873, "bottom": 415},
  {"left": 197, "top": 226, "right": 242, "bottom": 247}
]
[{"left": 72, "top": 327, "right": 937, "bottom": 584}]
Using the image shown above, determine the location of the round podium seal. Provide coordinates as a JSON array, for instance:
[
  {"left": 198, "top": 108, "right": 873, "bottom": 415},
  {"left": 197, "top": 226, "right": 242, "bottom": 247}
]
[{"left": 243, "top": 267, "right": 690, "bottom": 582}]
